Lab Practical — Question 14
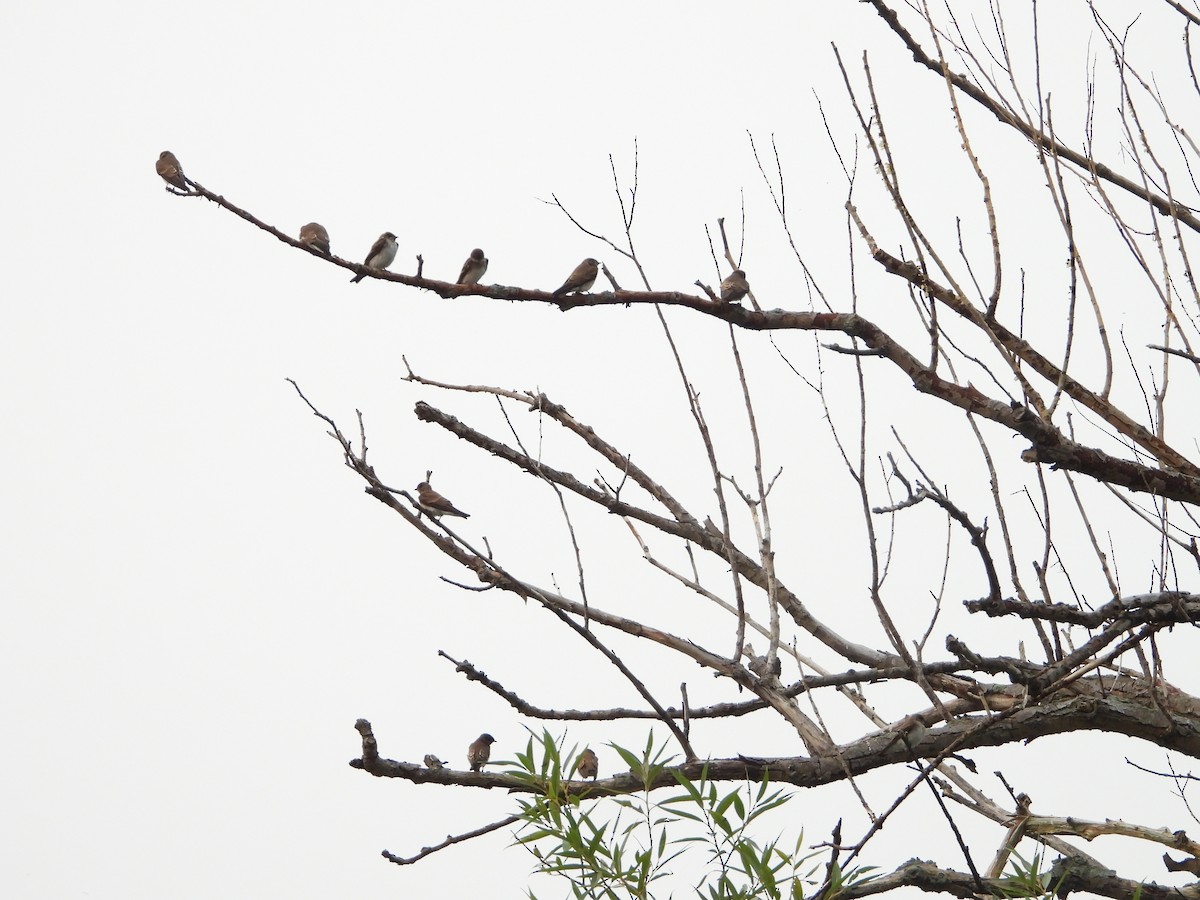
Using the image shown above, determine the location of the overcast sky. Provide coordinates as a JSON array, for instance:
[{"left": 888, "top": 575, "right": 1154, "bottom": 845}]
[{"left": 6, "top": 1, "right": 1199, "bottom": 898}]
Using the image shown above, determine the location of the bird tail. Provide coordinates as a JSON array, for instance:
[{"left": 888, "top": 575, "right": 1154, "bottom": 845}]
[{"left": 350, "top": 272, "right": 365, "bottom": 283}]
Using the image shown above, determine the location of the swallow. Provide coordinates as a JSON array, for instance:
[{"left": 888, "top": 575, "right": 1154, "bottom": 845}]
[
  {"left": 423, "top": 754, "right": 445, "bottom": 770},
  {"left": 719, "top": 269, "right": 750, "bottom": 304},
  {"left": 552, "top": 258, "right": 599, "bottom": 297},
  {"left": 299, "top": 222, "right": 331, "bottom": 255},
  {"left": 350, "top": 231, "right": 398, "bottom": 283},
  {"left": 456, "top": 248, "right": 488, "bottom": 285},
  {"left": 468, "top": 733, "right": 495, "bottom": 772},
  {"left": 155, "top": 151, "right": 188, "bottom": 191},
  {"left": 745, "top": 643, "right": 781, "bottom": 681},
  {"left": 575, "top": 748, "right": 598, "bottom": 780},
  {"left": 883, "top": 713, "right": 929, "bottom": 755},
  {"left": 416, "top": 481, "right": 470, "bottom": 518}
]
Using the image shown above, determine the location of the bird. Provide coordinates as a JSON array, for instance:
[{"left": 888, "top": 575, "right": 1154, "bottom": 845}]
[
  {"left": 575, "top": 748, "right": 598, "bottom": 780},
  {"left": 468, "top": 733, "right": 495, "bottom": 772},
  {"left": 155, "top": 151, "right": 188, "bottom": 191},
  {"left": 299, "top": 222, "right": 331, "bottom": 255},
  {"left": 456, "top": 248, "right": 488, "bottom": 285},
  {"left": 552, "top": 258, "right": 599, "bottom": 297},
  {"left": 883, "top": 713, "right": 929, "bottom": 755},
  {"left": 350, "top": 231, "right": 398, "bottom": 283},
  {"left": 416, "top": 481, "right": 470, "bottom": 518},
  {"left": 719, "top": 269, "right": 750, "bottom": 303},
  {"left": 745, "top": 643, "right": 781, "bottom": 681},
  {"left": 423, "top": 754, "right": 445, "bottom": 770}
]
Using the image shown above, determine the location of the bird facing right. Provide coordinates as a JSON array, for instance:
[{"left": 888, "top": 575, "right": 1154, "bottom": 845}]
[
  {"left": 350, "top": 231, "right": 398, "bottom": 283},
  {"left": 552, "top": 258, "right": 599, "bottom": 297},
  {"left": 719, "top": 269, "right": 750, "bottom": 304},
  {"left": 468, "top": 733, "right": 495, "bottom": 772},
  {"left": 456, "top": 248, "right": 488, "bottom": 285}
]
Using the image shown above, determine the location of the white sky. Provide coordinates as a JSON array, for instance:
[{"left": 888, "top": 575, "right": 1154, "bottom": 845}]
[{"left": 5, "top": 1, "right": 1200, "bottom": 898}]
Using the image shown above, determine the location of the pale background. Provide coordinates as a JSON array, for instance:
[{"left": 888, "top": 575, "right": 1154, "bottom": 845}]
[{"left": 4, "top": 1, "right": 1197, "bottom": 898}]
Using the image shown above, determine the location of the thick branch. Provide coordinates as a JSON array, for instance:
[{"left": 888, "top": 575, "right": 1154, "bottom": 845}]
[{"left": 352, "top": 686, "right": 1200, "bottom": 792}]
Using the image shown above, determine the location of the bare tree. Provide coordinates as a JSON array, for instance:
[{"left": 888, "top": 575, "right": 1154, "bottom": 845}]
[{"left": 163, "top": 1, "right": 1200, "bottom": 897}]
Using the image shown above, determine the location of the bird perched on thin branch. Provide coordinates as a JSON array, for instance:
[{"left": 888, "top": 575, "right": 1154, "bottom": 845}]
[
  {"left": 456, "top": 248, "right": 488, "bottom": 285},
  {"left": 155, "top": 151, "right": 188, "bottom": 191},
  {"left": 574, "top": 748, "right": 598, "bottom": 780},
  {"left": 416, "top": 481, "right": 470, "bottom": 518},
  {"left": 423, "top": 754, "right": 445, "bottom": 770},
  {"left": 350, "top": 231, "right": 398, "bottom": 283},
  {"left": 552, "top": 258, "right": 599, "bottom": 297},
  {"left": 719, "top": 269, "right": 750, "bottom": 304},
  {"left": 299, "top": 222, "right": 331, "bottom": 255},
  {"left": 467, "top": 733, "right": 495, "bottom": 772}
]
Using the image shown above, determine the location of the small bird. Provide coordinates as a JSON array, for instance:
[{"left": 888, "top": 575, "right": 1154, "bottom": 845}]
[
  {"left": 468, "top": 733, "right": 495, "bottom": 772},
  {"left": 299, "top": 222, "right": 331, "bottom": 255},
  {"left": 575, "top": 748, "right": 598, "bottom": 780},
  {"left": 423, "top": 754, "right": 445, "bottom": 770},
  {"left": 883, "top": 713, "right": 929, "bottom": 755},
  {"left": 350, "top": 231, "right": 398, "bottom": 283},
  {"left": 456, "top": 248, "right": 488, "bottom": 285},
  {"left": 155, "top": 150, "right": 188, "bottom": 191},
  {"left": 416, "top": 481, "right": 470, "bottom": 518},
  {"left": 552, "top": 258, "right": 599, "bottom": 297},
  {"left": 719, "top": 269, "right": 750, "bottom": 304},
  {"left": 745, "top": 643, "right": 782, "bottom": 681}
]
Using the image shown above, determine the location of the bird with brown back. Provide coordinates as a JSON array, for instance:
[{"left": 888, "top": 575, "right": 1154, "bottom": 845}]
[
  {"left": 468, "top": 734, "right": 495, "bottom": 772},
  {"left": 719, "top": 269, "right": 750, "bottom": 304},
  {"left": 416, "top": 481, "right": 470, "bottom": 518},
  {"left": 299, "top": 222, "right": 331, "bottom": 255},
  {"left": 155, "top": 151, "right": 188, "bottom": 191},
  {"left": 575, "top": 748, "right": 598, "bottom": 780},
  {"left": 552, "top": 258, "right": 599, "bottom": 297},
  {"left": 456, "top": 248, "right": 488, "bottom": 285}
]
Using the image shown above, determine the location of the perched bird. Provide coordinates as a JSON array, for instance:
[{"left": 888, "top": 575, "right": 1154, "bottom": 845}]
[
  {"left": 883, "top": 713, "right": 929, "bottom": 755},
  {"left": 155, "top": 150, "right": 188, "bottom": 191},
  {"left": 416, "top": 481, "right": 470, "bottom": 518},
  {"left": 552, "top": 258, "right": 599, "bottom": 297},
  {"left": 299, "top": 222, "right": 331, "bottom": 255},
  {"left": 350, "top": 231, "right": 398, "bottom": 283},
  {"left": 423, "top": 754, "right": 445, "bottom": 770},
  {"left": 575, "top": 748, "right": 599, "bottom": 780},
  {"left": 456, "top": 248, "right": 488, "bottom": 285},
  {"left": 468, "top": 733, "right": 495, "bottom": 772},
  {"left": 719, "top": 269, "right": 750, "bottom": 304},
  {"left": 744, "top": 643, "right": 781, "bottom": 681}
]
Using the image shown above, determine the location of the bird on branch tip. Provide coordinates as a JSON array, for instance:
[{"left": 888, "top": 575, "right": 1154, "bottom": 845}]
[{"left": 155, "top": 150, "right": 188, "bottom": 191}]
